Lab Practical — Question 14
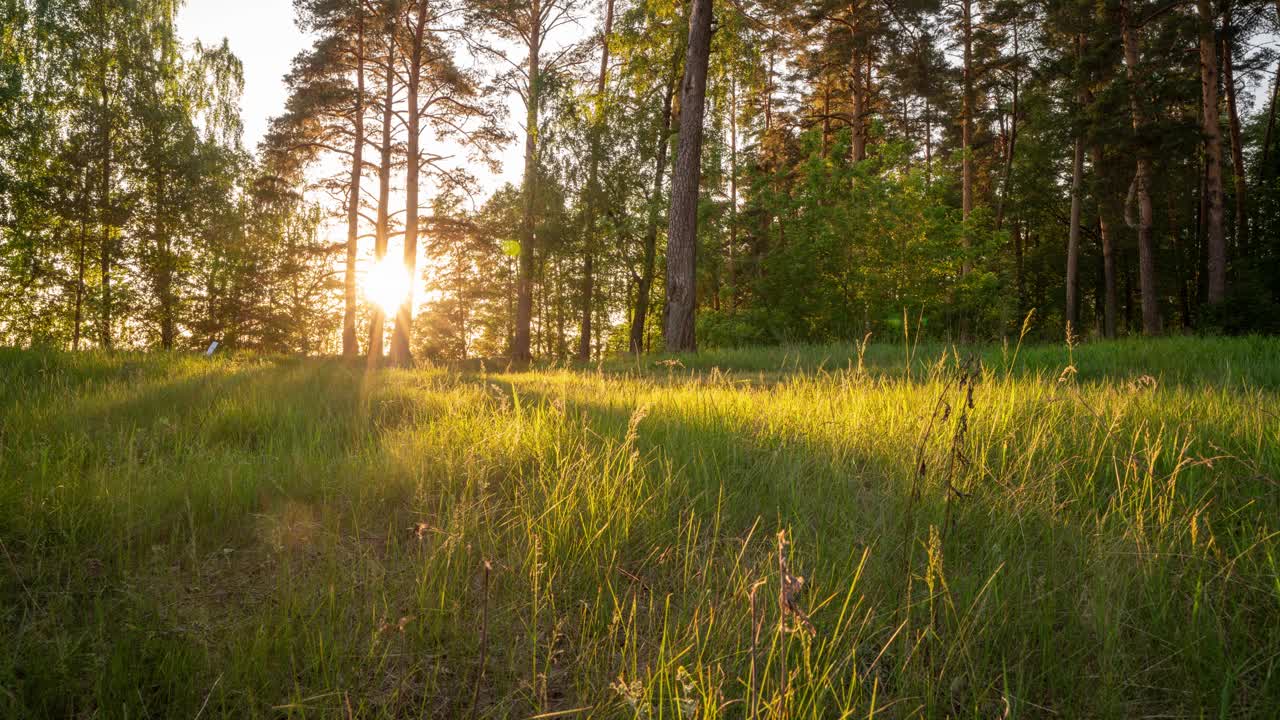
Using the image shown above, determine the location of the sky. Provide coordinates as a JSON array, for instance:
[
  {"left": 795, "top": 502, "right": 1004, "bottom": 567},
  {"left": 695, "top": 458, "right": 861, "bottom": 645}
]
[{"left": 176, "top": 0, "right": 306, "bottom": 152}]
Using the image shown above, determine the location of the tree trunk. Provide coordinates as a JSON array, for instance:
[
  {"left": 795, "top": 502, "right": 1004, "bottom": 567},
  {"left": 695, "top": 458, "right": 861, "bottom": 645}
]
[
  {"left": 513, "top": 8, "right": 541, "bottom": 363},
  {"left": 1013, "top": 221, "right": 1024, "bottom": 314},
  {"left": 630, "top": 64, "right": 676, "bottom": 354},
  {"left": 960, "top": 0, "right": 973, "bottom": 278},
  {"left": 820, "top": 81, "right": 830, "bottom": 156},
  {"left": 764, "top": 51, "right": 773, "bottom": 133},
  {"left": 1263, "top": 57, "right": 1279, "bottom": 173},
  {"left": 577, "top": 0, "right": 614, "bottom": 363},
  {"left": 1066, "top": 137, "right": 1084, "bottom": 335},
  {"left": 925, "top": 98, "right": 932, "bottom": 189},
  {"left": 343, "top": 6, "right": 365, "bottom": 359},
  {"left": 1270, "top": 0, "right": 1280, "bottom": 174},
  {"left": 367, "top": 38, "right": 395, "bottom": 370},
  {"left": 994, "top": 22, "right": 1020, "bottom": 231},
  {"left": 158, "top": 186, "right": 175, "bottom": 351},
  {"left": 1198, "top": 0, "right": 1226, "bottom": 304},
  {"left": 391, "top": 5, "right": 427, "bottom": 368},
  {"left": 1221, "top": 6, "right": 1248, "bottom": 256},
  {"left": 1092, "top": 145, "right": 1118, "bottom": 339},
  {"left": 663, "top": 0, "right": 713, "bottom": 353},
  {"left": 72, "top": 172, "right": 88, "bottom": 351},
  {"left": 727, "top": 71, "right": 738, "bottom": 312},
  {"left": 1120, "top": 1, "right": 1160, "bottom": 335},
  {"left": 1066, "top": 35, "right": 1084, "bottom": 334},
  {"left": 98, "top": 74, "right": 113, "bottom": 350},
  {"left": 851, "top": 41, "right": 866, "bottom": 163}
]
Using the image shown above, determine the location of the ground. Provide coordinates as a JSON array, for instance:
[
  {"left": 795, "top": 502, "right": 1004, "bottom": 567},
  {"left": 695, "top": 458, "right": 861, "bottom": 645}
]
[{"left": 1, "top": 338, "right": 1278, "bottom": 718}]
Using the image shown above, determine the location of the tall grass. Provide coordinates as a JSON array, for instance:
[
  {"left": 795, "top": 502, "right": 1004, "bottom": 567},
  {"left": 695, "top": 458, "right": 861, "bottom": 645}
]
[{"left": 0, "top": 339, "right": 1277, "bottom": 718}]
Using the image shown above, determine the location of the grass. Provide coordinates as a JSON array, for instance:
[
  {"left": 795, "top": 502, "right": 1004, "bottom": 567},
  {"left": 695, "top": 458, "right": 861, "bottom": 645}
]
[{"left": 0, "top": 337, "right": 1278, "bottom": 718}]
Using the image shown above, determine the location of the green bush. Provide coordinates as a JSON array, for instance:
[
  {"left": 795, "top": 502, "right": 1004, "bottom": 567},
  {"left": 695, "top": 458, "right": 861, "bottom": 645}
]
[{"left": 1198, "top": 269, "right": 1280, "bottom": 335}]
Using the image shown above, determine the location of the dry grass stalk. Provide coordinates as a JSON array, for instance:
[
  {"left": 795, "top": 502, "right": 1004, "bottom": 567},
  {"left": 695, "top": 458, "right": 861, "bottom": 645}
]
[
  {"left": 625, "top": 402, "right": 651, "bottom": 447},
  {"left": 775, "top": 530, "right": 816, "bottom": 719}
]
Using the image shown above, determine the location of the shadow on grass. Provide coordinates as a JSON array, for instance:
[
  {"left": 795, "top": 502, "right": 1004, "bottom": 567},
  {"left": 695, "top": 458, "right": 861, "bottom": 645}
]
[
  {"left": 2, "top": 354, "right": 1275, "bottom": 718},
  {"left": 468, "top": 373, "right": 1280, "bottom": 718}
]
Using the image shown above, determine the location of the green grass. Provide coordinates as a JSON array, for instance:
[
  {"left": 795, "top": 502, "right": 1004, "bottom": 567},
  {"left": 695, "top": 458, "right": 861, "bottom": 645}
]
[{"left": 1, "top": 338, "right": 1278, "bottom": 718}]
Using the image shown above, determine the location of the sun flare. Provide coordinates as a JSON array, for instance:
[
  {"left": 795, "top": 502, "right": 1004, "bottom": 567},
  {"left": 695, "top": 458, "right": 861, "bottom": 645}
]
[{"left": 365, "top": 257, "right": 412, "bottom": 316}]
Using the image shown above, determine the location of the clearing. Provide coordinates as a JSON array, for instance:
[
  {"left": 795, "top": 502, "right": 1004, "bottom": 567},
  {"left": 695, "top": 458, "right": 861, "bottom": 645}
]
[{"left": 1, "top": 338, "right": 1278, "bottom": 718}]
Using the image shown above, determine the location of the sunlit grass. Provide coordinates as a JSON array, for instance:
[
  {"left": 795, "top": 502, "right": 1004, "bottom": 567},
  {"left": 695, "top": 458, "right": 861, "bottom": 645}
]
[{"left": 1, "top": 339, "right": 1278, "bottom": 718}]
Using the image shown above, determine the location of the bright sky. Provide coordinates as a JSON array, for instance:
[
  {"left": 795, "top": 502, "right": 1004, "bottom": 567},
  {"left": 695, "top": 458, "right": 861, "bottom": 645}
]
[{"left": 176, "top": 0, "right": 305, "bottom": 152}]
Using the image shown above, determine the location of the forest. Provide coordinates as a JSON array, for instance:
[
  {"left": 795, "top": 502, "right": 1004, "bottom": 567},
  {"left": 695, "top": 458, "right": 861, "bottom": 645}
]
[
  {"left": 4, "top": 0, "right": 1279, "bottom": 363},
  {"left": 5, "top": 2, "right": 1280, "bottom": 718}
]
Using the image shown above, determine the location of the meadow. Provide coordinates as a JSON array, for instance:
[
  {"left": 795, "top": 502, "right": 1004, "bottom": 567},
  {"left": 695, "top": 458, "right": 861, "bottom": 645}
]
[{"left": 1, "top": 337, "right": 1278, "bottom": 718}]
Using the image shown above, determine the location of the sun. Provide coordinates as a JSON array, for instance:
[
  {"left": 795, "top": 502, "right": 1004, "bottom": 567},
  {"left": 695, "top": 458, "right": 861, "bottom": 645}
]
[{"left": 365, "top": 256, "right": 412, "bottom": 316}]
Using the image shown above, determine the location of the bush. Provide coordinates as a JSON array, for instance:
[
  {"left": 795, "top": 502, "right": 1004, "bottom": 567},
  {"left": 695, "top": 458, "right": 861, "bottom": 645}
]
[
  {"left": 696, "top": 309, "right": 770, "bottom": 348},
  {"left": 1198, "top": 270, "right": 1280, "bottom": 336}
]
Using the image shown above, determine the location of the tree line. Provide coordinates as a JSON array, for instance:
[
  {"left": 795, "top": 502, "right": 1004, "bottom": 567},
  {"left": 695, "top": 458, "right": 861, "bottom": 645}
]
[
  {"left": 1, "top": 0, "right": 345, "bottom": 352},
  {"left": 3, "top": 0, "right": 1280, "bottom": 361}
]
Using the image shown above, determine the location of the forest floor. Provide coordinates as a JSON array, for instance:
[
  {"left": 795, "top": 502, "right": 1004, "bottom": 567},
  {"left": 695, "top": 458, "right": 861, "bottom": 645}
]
[{"left": 2, "top": 337, "right": 1279, "bottom": 718}]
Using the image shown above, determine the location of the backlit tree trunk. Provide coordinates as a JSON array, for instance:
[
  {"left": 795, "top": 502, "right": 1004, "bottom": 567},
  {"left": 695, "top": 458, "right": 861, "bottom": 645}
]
[
  {"left": 343, "top": 6, "right": 365, "bottom": 358},
  {"left": 73, "top": 171, "right": 88, "bottom": 350},
  {"left": 391, "top": 2, "right": 428, "bottom": 368},
  {"left": 513, "top": 3, "right": 541, "bottom": 363},
  {"left": 578, "top": 0, "right": 614, "bottom": 363},
  {"left": 98, "top": 67, "right": 114, "bottom": 349},
  {"left": 727, "top": 71, "right": 738, "bottom": 312},
  {"left": 367, "top": 36, "right": 395, "bottom": 370}
]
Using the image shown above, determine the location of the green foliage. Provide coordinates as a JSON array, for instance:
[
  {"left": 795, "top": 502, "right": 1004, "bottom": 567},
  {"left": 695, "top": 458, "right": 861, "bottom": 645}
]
[
  {"left": 1198, "top": 269, "right": 1280, "bottom": 336},
  {"left": 739, "top": 135, "right": 1002, "bottom": 343},
  {"left": 696, "top": 307, "right": 769, "bottom": 347},
  {"left": 0, "top": 0, "right": 331, "bottom": 352}
]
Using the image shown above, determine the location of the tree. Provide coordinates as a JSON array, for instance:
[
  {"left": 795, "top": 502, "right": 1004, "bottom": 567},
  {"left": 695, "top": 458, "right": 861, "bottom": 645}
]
[
  {"left": 1198, "top": 0, "right": 1226, "bottom": 304},
  {"left": 1066, "top": 33, "right": 1085, "bottom": 335},
  {"left": 576, "top": 0, "right": 615, "bottom": 362},
  {"left": 1120, "top": 0, "right": 1160, "bottom": 335},
  {"left": 366, "top": 8, "right": 399, "bottom": 369},
  {"left": 630, "top": 58, "right": 677, "bottom": 354},
  {"left": 663, "top": 0, "right": 714, "bottom": 352},
  {"left": 470, "top": 0, "right": 586, "bottom": 362},
  {"left": 959, "top": 0, "right": 975, "bottom": 282},
  {"left": 389, "top": 0, "right": 504, "bottom": 367},
  {"left": 345, "top": 1, "right": 368, "bottom": 357},
  {"left": 272, "top": 0, "right": 374, "bottom": 358}
]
